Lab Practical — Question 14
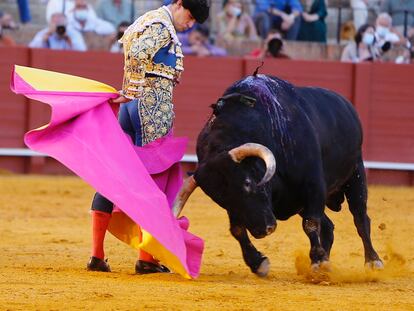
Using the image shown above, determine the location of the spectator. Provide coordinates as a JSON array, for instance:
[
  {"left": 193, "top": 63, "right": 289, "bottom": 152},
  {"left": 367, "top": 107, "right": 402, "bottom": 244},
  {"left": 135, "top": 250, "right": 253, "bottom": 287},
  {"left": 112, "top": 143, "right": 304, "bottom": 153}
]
[
  {"left": 215, "top": 0, "right": 259, "bottom": 48},
  {"left": 67, "top": 0, "right": 115, "bottom": 35},
  {"left": 179, "top": 24, "right": 227, "bottom": 56},
  {"left": 351, "top": 0, "right": 368, "bottom": 30},
  {"left": 29, "top": 13, "right": 87, "bottom": 51},
  {"left": 376, "top": 13, "right": 404, "bottom": 44},
  {"left": 341, "top": 24, "right": 380, "bottom": 62},
  {"left": 381, "top": 0, "right": 414, "bottom": 36},
  {"left": 340, "top": 21, "right": 356, "bottom": 43},
  {"left": 248, "top": 30, "right": 290, "bottom": 58},
  {"left": 297, "top": 0, "right": 327, "bottom": 43},
  {"left": 0, "top": 24, "right": 16, "bottom": 47},
  {"left": 253, "top": 0, "right": 303, "bottom": 40},
  {"left": 96, "top": 0, "right": 133, "bottom": 27},
  {"left": 0, "top": 10, "right": 18, "bottom": 30},
  {"left": 109, "top": 21, "right": 130, "bottom": 53},
  {"left": 46, "top": 0, "right": 75, "bottom": 22}
]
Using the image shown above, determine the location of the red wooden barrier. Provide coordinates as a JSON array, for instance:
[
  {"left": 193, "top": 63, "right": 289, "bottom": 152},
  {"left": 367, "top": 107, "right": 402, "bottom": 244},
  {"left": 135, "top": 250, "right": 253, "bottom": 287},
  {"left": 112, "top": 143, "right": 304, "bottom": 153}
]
[
  {"left": 0, "top": 47, "right": 413, "bottom": 185},
  {"left": 0, "top": 47, "right": 30, "bottom": 173}
]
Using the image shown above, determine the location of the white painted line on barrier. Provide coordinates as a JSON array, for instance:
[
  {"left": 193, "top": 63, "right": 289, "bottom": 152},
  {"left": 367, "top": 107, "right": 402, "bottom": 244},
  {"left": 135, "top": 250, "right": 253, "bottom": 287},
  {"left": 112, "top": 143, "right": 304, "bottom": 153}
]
[{"left": 1, "top": 148, "right": 414, "bottom": 171}]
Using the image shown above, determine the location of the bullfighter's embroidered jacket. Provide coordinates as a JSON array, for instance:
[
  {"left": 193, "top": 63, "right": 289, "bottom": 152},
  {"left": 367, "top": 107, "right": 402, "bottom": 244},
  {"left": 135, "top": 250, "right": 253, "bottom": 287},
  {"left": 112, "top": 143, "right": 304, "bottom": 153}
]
[
  {"left": 120, "top": 6, "right": 184, "bottom": 99},
  {"left": 119, "top": 6, "right": 184, "bottom": 145}
]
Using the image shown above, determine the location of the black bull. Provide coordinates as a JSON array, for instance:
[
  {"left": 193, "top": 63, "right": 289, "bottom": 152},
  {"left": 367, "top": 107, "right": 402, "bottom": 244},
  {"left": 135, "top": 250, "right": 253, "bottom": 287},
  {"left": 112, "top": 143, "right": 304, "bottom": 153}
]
[{"left": 173, "top": 74, "right": 383, "bottom": 277}]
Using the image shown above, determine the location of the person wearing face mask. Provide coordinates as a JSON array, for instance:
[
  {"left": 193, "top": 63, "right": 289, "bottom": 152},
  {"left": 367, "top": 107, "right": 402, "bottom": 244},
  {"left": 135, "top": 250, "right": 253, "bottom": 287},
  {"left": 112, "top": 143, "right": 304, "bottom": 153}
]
[
  {"left": 29, "top": 12, "right": 87, "bottom": 51},
  {"left": 216, "top": 0, "right": 259, "bottom": 51},
  {"left": 67, "top": 0, "right": 115, "bottom": 35},
  {"left": 375, "top": 13, "right": 403, "bottom": 45},
  {"left": 86, "top": 0, "right": 210, "bottom": 274},
  {"left": 341, "top": 24, "right": 380, "bottom": 62}
]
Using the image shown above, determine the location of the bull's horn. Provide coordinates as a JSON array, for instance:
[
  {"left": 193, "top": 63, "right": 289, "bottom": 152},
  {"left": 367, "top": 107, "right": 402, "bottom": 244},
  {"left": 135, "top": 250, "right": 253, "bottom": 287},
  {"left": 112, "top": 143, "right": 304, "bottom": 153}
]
[
  {"left": 228, "top": 143, "right": 276, "bottom": 186},
  {"left": 172, "top": 175, "right": 198, "bottom": 217}
]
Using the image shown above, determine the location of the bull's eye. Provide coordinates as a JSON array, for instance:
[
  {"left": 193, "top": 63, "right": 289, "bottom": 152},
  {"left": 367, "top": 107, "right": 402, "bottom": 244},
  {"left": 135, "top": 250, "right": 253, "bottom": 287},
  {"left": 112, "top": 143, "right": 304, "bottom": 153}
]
[{"left": 243, "top": 178, "right": 252, "bottom": 193}]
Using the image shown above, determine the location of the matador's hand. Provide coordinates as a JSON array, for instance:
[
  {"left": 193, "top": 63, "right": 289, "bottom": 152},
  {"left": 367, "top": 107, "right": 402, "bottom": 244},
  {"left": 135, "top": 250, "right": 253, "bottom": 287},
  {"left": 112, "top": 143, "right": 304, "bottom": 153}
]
[{"left": 109, "top": 95, "right": 130, "bottom": 104}]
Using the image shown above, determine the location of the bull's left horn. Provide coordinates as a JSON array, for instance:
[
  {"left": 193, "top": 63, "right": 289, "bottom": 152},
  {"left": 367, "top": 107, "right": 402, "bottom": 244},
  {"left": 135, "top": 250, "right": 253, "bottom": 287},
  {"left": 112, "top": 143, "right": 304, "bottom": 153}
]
[
  {"left": 228, "top": 143, "right": 276, "bottom": 186},
  {"left": 172, "top": 175, "right": 198, "bottom": 217}
]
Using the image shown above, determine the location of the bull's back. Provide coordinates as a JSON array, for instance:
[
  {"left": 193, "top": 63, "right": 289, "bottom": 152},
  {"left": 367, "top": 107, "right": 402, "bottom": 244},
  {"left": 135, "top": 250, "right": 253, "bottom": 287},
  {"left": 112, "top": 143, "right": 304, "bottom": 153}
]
[{"left": 295, "top": 87, "right": 363, "bottom": 189}]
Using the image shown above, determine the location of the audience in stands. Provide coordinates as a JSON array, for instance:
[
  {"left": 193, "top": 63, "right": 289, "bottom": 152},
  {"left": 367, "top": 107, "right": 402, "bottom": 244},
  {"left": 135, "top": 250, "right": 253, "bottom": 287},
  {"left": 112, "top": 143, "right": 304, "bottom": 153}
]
[
  {"left": 179, "top": 24, "right": 227, "bottom": 56},
  {"left": 67, "top": 0, "right": 115, "bottom": 35},
  {"left": 46, "top": 0, "right": 75, "bottom": 22},
  {"left": 109, "top": 21, "right": 129, "bottom": 53},
  {"left": 375, "top": 13, "right": 404, "bottom": 45},
  {"left": 381, "top": 0, "right": 414, "bottom": 35},
  {"left": 0, "top": 10, "right": 18, "bottom": 30},
  {"left": 253, "top": 0, "right": 303, "bottom": 40},
  {"left": 0, "top": 24, "right": 16, "bottom": 47},
  {"left": 215, "top": 0, "right": 259, "bottom": 48},
  {"left": 248, "top": 30, "right": 290, "bottom": 58},
  {"left": 297, "top": 0, "right": 327, "bottom": 43},
  {"left": 96, "top": 0, "right": 133, "bottom": 28},
  {"left": 340, "top": 21, "right": 357, "bottom": 43},
  {"left": 29, "top": 12, "right": 87, "bottom": 51},
  {"left": 341, "top": 24, "right": 380, "bottom": 62}
]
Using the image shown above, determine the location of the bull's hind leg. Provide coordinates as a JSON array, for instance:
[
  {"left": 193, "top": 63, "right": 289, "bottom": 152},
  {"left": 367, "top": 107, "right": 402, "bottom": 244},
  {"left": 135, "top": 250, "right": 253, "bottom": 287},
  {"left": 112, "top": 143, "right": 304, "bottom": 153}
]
[
  {"left": 320, "top": 214, "right": 334, "bottom": 259},
  {"left": 344, "top": 160, "right": 383, "bottom": 269}
]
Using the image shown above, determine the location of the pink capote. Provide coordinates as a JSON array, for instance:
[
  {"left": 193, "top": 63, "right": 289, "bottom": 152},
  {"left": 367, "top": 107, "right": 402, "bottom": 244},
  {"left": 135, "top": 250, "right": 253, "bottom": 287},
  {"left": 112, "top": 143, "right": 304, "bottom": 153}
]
[{"left": 11, "top": 66, "right": 203, "bottom": 278}]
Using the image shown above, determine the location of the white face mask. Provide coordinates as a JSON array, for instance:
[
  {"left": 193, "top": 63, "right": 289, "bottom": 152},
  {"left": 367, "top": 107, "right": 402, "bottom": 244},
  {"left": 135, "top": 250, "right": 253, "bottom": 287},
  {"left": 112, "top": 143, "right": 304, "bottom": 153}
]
[
  {"left": 230, "top": 6, "right": 242, "bottom": 17},
  {"left": 75, "top": 9, "right": 89, "bottom": 22},
  {"left": 362, "top": 33, "right": 375, "bottom": 46},
  {"left": 376, "top": 26, "right": 389, "bottom": 38}
]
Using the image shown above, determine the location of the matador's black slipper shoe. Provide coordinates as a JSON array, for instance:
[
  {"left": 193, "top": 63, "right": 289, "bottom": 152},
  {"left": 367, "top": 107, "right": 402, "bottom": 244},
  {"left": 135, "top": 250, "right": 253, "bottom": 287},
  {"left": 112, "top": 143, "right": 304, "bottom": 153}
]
[
  {"left": 87, "top": 256, "right": 111, "bottom": 272},
  {"left": 135, "top": 260, "right": 170, "bottom": 274}
]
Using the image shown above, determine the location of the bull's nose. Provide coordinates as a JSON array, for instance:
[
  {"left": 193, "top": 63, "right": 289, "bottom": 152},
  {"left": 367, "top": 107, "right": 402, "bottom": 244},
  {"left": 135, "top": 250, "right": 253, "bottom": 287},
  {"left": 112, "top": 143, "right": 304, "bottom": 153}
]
[{"left": 266, "top": 224, "right": 276, "bottom": 235}]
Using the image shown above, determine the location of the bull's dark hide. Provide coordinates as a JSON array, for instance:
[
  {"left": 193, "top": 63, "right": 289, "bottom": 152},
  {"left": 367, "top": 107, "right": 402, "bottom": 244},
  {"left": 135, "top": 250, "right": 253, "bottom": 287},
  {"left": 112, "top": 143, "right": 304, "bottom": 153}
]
[{"left": 191, "top": 74, "right": 383, "bottom": 276}]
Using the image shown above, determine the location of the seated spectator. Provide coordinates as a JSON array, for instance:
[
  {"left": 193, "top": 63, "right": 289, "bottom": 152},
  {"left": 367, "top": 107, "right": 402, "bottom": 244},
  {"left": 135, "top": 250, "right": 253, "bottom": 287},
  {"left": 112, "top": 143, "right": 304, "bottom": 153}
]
[
  {"left": 340, "top": 21, "right": 356, "bottom": 43},
  {"left": 297, "top": 0, "right": 327, "bottom": 43},
  {"left": 253, "top": 0, "right": 303, "bottom": 40},
  {"left": 109, "top": 21, "right": 130, "bottom": 53},
  {"left": 96, "top": 0, "right": 133, "bottom": 28},
  {"left": 381, "top": 0, "right": 414, "bottom": 36},
  {"left": 375, "top": 13, "right": 404, "bottom": 45},
  {"left": 0, "top": 24, "right": 16, "bottom": 47},
  {"left": 341, "top": 24, "right": 380, "bottom": 62},
  {"left": 46, "top": 0, "right": 75, "bottom": 22},
  {"left": 248, "top": 30, "right": 290, "bottom": 58},
  {"left": 215, "top": 0, "right": 259, "bottom": 48},
  {"left": 0, "top": 10, "right": 18, "bottom": 30},
  {"left": 179, "top": 24, "right": 227, "bottom": 56},
  {"left": 67, "top": 0, "right": 115, "bottom": 35},
  {"left": 29, "top": 13, "right": 87, "bottom": 51}
]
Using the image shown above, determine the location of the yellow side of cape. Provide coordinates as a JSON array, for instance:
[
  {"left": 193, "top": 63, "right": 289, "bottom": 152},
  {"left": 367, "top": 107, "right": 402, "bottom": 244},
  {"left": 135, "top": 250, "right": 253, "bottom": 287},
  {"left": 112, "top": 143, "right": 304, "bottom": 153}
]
[{"left": 108, "top": 212, "right": 192, "bottom": 279}]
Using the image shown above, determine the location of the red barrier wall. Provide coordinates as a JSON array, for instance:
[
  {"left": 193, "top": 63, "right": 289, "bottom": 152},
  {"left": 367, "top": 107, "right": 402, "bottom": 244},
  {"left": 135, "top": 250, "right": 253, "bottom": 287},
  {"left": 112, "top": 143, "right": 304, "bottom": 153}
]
[{"left": 0, "top": 47, "right": 413, "bottom": 185}]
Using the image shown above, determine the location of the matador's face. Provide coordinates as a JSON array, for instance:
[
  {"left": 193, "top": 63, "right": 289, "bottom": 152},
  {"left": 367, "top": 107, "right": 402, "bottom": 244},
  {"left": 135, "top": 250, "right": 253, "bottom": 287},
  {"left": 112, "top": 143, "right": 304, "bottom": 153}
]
[{"left": 172, "top": 1, "right": 196, "bottom": 32}]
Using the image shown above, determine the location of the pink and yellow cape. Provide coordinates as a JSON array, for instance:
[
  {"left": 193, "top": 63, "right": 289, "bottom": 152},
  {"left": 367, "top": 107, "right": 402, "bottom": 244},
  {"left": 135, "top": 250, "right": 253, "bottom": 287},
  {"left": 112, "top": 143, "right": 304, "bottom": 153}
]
[{"left": 11, "top": 65, "right": 203, "bottom": 279}]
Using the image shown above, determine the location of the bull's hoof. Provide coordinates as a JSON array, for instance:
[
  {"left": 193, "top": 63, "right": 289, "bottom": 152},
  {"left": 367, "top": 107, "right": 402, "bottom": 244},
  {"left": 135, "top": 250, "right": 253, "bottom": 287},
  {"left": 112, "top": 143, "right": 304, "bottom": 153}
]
[
  {"left": 311, "top": 260, "right": 331, "bottom": 273},
  {"left": 254, "top": 257, "right": 270, "bottom": 277},
  {"left": 365, "top": 259, "right": 384, "bottom": 270}
]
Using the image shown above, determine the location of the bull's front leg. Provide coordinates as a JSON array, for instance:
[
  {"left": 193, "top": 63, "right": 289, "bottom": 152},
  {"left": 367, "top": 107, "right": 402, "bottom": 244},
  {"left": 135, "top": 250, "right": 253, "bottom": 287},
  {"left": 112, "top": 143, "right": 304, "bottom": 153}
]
[
  {"left": 229, "top": 221, "right": 270, "bottom": 277},
  {"left": 301, "top": 182, "right": 330, "bottom": 271}
]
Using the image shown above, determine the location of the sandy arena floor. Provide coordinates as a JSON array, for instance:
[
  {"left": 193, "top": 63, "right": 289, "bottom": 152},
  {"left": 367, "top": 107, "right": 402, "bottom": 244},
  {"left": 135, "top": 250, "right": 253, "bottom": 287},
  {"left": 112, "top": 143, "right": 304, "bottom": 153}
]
[{"left": 0, "top": 175, "right": 413, "bottom": 310}]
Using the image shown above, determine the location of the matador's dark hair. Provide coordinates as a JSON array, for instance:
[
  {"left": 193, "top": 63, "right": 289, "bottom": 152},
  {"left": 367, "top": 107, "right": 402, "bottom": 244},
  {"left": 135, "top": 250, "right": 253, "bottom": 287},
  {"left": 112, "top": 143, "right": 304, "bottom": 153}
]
[{"left": 178, "top": 0, "right": 210, "bottom": 24}]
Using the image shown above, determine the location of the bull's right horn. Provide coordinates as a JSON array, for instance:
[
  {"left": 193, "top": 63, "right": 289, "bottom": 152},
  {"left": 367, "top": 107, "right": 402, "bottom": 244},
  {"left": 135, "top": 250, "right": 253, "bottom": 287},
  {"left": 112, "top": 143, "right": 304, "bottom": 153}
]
[
  {"left": 228, "top": 143, "right": 276, "bottom": 186},
  {"left": 172, "top": 175, "right": 198, "bottom": 217}
]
